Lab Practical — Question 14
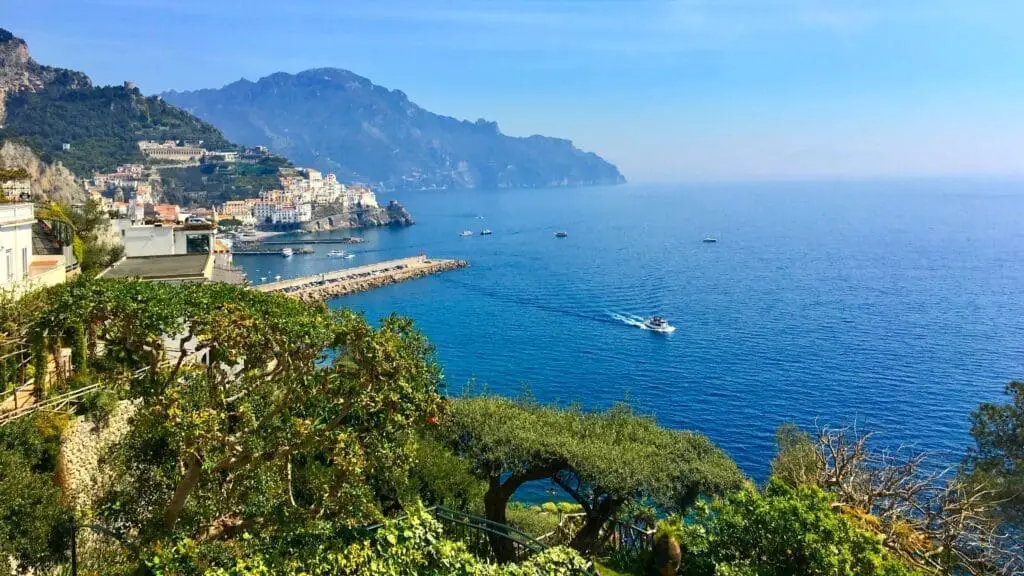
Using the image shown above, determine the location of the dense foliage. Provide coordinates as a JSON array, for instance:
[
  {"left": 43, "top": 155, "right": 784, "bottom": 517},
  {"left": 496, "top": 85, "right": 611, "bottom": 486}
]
[
  {"left": 2, "top": 279, "right": 441, "bottom": 571},
  {"left": 0, "top": 415, "right": 73, "bottom": 575},
  {"left": 967, "top": 381, "right": 1024, "bottom": 528},
  {"left": 144, "top": 506, "right": 591, "bottom": 575},
  {"left": 158, "top": 155, "right": 293, "bottom": 206},
  {"left": 677, "top": 480, "right": 920, "bottom": 576},
  {"left": 440, "top": 396, "right": 744, "bottom": 558},
  {"left": 162, "top": 69, "right": 626, "bottom": 190},
  {"left": 1, "top": 84, "right": 234, "bottom": 175}
]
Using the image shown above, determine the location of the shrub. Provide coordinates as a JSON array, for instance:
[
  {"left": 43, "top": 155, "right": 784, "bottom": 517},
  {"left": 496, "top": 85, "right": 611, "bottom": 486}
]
[
  {"left": 506, "top": 503, "right": 560, "bottom": 539},
  {"left": 78, "top": 388, "right": 118, "bottom": 427},
  {"left": 678, "top": 480, "right": 921, "bottom": 576}
]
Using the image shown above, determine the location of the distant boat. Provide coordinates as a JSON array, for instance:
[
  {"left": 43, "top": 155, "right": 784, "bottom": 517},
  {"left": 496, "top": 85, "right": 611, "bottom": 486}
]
[
  {"left": 344, "top": 253, "right": 356, "bottom": 259},
  {"left": 702, "top": 237, "right": 718, "bottom": 243},
  {"left": 274, "top": 275, "right": 282, "bottom": 281},
  {"left": 281, "top": 247, "right": 294, "bottom": 257},
  {"left": 459, "top": 230, "right": 473, "bottom": 237},
  {"left": 328, "top": 249, "right": 346, "bottom": 257},
  {"left": 643, "top": 316, "right": 676, "bottom": 334},
  {"left": 480, "top": 229, "right": 493, "bottom": 236},
  {"left": 555, "top": 231, "right": 568, "bottom": 238},
  {"left": 259, "top": 276, "right": 267, "bottom": 282}
]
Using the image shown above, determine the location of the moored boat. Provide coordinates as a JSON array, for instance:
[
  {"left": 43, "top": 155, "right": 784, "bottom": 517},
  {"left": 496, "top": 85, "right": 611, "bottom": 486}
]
[
  {"left": 328, "top": 249, "right": 346, "bottom": 257},
  {"left": 281, "top": 248, "right": 294, "bottom": 258},
  {"left": 460, "top": 230, "right": 473, "bottom": 237},
  {"left": 555, "top": 231, "right": 568, "bottom": 238},
  {"left": 480, "top": 229, "right": 493, "bottom": 236}
]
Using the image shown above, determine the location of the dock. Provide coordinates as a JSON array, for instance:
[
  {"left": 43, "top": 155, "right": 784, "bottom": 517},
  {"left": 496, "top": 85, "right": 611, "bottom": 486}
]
[
  {"left": 253, "top": 255, "right": 468, "bottom": 302},
  {"left": 260, "top": 238, "right": 364, "bottom": 245}
]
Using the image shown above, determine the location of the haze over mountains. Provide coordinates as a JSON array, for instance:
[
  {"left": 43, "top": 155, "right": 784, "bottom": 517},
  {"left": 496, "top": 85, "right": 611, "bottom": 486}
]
[{"left": 162, "top": 69, "right": 626, "bottom": 191}]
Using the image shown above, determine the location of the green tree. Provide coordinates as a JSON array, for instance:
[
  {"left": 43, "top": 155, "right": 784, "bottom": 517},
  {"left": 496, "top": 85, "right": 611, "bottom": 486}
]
[
  {"left": 0, "top": 416, "right": 73, "bottom": 575},
  {"left": 439, "top": 396, "right": 744, "bottom": 560},
  {"left": 770, "top": 423, "right": 823, "bottom": 488},
  {"left": 29, "top": 280, "right": 447, "bottom": 550},
  {"left": 677, "top": 480, "right": 920, "bottom": 576},
  {"left": 966, "top": 381, "right": 1024, "bottom": 528}
]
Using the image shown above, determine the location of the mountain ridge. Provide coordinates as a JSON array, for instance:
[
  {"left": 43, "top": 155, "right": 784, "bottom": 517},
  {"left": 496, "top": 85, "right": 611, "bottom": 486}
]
[{"left": 162, "top": 67, "right": 626, "bottom": 191}]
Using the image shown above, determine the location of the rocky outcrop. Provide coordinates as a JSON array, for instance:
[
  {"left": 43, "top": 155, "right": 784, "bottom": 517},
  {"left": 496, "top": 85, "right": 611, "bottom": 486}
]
[
  {"left": 0, "top": 28, "right": 90, "bottom": 122},
  {"left": 0, "top": 140, "right": 87, "bottom": 204},
  {"left": 301, "top": 200, "right": 415, "bottom": 232}
]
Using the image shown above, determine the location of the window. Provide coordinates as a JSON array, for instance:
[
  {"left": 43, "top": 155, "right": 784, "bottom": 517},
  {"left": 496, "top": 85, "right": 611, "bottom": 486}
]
[
  {"left": 21, "top": 247, "right": 28, "bottom": 279},
  {"left": 5, "top": 249, "right": 12, "bottom": 282},
  {"left": 186, "top": 233, "right": 211, "bottom": 254}
]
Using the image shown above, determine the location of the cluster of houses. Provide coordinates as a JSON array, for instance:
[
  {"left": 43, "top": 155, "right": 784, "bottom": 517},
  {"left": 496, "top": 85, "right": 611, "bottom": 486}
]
[
  {"left": 218, "top": 168, "right": 378, "bottom": 227},
  {"left": 0, "top": 140, "right": 383, "bottom": 294}
]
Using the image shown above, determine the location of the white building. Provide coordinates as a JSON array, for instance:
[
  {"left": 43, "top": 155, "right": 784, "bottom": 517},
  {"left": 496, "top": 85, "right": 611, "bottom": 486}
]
[
  {"left": 112, "top": 220, "right": 216, "bottom": 258},
  {"left": 297, "top": 202, "right": 312, "bottom": 223},
  {"left": 253, "top": 202, "right": 275, "bottom": 224},
  {"left": 0, "top": 202, "right": 66, "bottom": 296},
  {"left": 272, "top": 204, "right": 299, "bottom": 225},
  {"left": 358, "top": 189, "right": 379, "bottom": 209}
]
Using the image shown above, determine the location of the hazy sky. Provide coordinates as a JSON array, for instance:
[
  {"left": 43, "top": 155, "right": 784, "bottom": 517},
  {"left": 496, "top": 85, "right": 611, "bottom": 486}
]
[{"left": 5, "top": 0, "right": 1024, "bottom": 182}]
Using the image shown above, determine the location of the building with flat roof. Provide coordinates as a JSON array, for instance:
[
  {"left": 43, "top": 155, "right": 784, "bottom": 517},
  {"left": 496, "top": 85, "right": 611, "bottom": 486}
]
[
  {"left": 98, "top": 254, "right": 213, "bottom": 283},
  {"left": 0, "top": 202, "right": 68, "bottom": 297}
]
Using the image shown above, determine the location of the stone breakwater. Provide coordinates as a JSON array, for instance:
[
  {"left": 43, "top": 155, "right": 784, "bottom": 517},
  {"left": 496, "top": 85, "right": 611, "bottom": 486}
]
[{"left": 255, "top": 256, "right": 468, "bottom": 302}]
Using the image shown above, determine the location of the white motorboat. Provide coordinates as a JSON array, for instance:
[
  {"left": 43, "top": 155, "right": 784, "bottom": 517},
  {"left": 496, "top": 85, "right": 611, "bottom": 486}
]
[
  {"left": 460, "top": 230, "right": 473, "bottom": 237},
  {"left": 281, "top": 248, "right": 294, "bottom": 258},
  {"left": 480, "top": 229, "right": 493, "bottom": 236},
  {"left": 344, "top": 253, "right": 356, "bottom": 259},
  {"left": 643, "top": 316, "right": 676, "bottom": 333},
  {"left": 328, "top": 249, "right": 346, "bottom": 257}
]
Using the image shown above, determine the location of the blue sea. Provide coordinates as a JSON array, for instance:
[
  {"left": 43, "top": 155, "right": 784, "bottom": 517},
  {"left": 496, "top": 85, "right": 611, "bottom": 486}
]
[{"left": 235, "top": 181, "right": 1024, "bottom": 480}]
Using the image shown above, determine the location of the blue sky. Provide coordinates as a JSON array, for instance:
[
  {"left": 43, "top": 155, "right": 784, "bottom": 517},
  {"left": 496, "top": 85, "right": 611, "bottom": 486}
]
[{"left": 5, "top": 0, "right": 1024, "bottom": 181}]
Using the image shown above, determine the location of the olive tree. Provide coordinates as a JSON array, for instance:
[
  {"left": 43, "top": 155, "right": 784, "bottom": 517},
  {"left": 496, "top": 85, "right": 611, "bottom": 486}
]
[
  {"left": 31, "top": 279, "right": 444, "bottom": 550},
  {"left": 439, "top": 396, "right": 744, "bottom": 560}
]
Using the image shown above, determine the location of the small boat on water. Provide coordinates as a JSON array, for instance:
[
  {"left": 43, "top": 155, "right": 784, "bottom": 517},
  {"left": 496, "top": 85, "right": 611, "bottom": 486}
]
[
  {"left": 480, "top": 229, "right": 493, "bottom": 236},
  {"left": 328, "top": 249, "right": 346, "bottom": 258},
  {"left": 702, "top": 237, "right": 718, "bottom": 243},
  {"left": 281, "top": 248, "right": 294, "bottom": 257},
  {"left": 274, "top": 275, "right": 282, "bottom": 281},
  {"left": 344, "top": 253, "right": 356, "bottom": 259},
  {"left": 643, "top": 316, "right": 676, "bottom": 334},
  {"left": 459, "top": 230, "right": 473, "bottom": 237},
  {"left": 555, "top": 231, "right": 569, "bottom": 238}
]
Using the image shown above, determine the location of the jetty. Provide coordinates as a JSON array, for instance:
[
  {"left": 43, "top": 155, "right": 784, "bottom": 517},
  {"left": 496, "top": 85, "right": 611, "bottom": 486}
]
[
  {"left": 261, "top": 238, "right": 364, "bottom": 245},
  {"left": 254, "top": 255, "right": 468, "bottom": 301}
]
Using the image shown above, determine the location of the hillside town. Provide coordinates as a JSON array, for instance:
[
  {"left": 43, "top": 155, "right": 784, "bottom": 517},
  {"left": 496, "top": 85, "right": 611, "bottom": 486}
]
[
  {"left": 0, "top": 138, "right": 393, "bottom": 294},
  {"left": 83, "top": 140, "right": 381, "bottom": 228}
]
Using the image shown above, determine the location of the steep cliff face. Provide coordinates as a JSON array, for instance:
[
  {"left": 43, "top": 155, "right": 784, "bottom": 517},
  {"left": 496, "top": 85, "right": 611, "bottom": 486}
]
[
  {"left": 0, "top": 140, "right": 87, "bottom": 204},
  {"left": 0, "top": 28, "right": 90, "bottom": 122},
  {"left": 162, "top": 68, "right": 627, "bottom": 191},
  {"left": 301, "top": 201, "right": 415, "bottom": 232}
]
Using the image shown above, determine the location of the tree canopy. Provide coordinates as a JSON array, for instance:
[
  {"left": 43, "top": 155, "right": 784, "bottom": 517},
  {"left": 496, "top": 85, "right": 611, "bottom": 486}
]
[
  {"left": 24, "top": 279, "right": 444, "bottom": 553},
  {"left": 967, "top": 381, "right": 1024, "bottom": 527},
  {"left": 439, "top": 396, "right": 744, "bottom": 558}
]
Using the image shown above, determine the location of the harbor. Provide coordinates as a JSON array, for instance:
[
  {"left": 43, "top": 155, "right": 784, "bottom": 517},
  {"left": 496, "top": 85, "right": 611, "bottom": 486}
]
[{"left": 253, "top": 255, "right": 469, "bottom": 302}]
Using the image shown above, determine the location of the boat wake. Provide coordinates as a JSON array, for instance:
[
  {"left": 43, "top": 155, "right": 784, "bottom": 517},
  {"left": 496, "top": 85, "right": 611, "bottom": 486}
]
[{"left": 609, "top": 312, "right": 677, "bottom": 333}]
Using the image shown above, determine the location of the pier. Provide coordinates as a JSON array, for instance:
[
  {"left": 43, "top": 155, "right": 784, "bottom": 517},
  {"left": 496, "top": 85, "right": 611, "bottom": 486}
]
[
  {"left": 254, "top": 255, "right": 469, "bottom": 301},
  {"left": 260, "top": 238, "right": 364, "bottom": 245}
]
